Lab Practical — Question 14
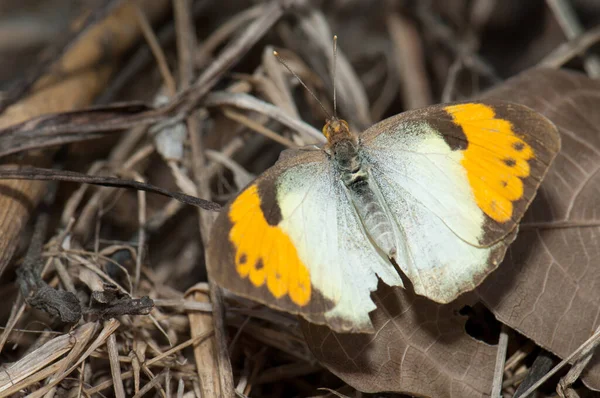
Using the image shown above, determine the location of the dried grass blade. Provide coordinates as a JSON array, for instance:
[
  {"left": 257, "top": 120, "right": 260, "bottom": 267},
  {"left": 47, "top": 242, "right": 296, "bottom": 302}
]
[
  {"left": 0, "top": 166, "right": 220, "bottom": 211},
  {"left": 0, "top": 322, "right": 96, "bottom": 394},
  {"left": 26, "top": 319, "right": 121, "bottom": 398}
]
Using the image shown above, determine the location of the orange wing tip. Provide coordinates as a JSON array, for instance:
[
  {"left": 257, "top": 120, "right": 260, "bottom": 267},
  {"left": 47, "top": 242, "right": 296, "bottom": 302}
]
[
  {"left": 228, "top": 184, "right": 311, "bottom": 306},
  {"left": 444, "top": 103, "right": 537, "bottom": 223}
]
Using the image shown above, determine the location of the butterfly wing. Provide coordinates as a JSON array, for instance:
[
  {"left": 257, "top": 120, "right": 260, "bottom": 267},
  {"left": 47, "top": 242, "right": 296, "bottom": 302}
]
[
  {"left": 207, "top": 149, "right": 403, "bottom": 333},
  {"left": 360, "top": 100, "right": 560, "bottom": 303}
]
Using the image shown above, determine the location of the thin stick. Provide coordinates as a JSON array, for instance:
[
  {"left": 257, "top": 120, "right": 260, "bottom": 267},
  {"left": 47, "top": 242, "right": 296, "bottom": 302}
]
[
  {"left": 520, "top": 220, "right": 600, "bottom": 230},
  {"left": 539, "top": 25, "right": 600, "bottom": 68},
  {"left": 204, "top": 91, "right": 323, "bottom": 143},
  {"left": 0, "top": 166, "right": 220, "bottom": 211},
  {"left": 85, "top": 332, "right": 213, "bottom": 394},
  {"left": 492, "top": 325, "right": 509, "bottom": 397},
  {"left": 27, "top": 319, "right": 121, "bottom": 398},
  {"left": 107, "top": 329, "right": 126, "bottom": 398},
  {"left": 223, "top": 108, "right": 297, "bottom": 148},
  {"left": 179, "top": 0, "right": 290, "bottom": 114},
  {"left": 516, "top": 326, "right": 600, "bottom": 398},
  {"left": 387, "top": 12, "right": 433, "bottom": 109},
  {"left": 134, "top": 6, "right": 177, "bottom": 95},
  {"left": 131, "top": 171, "right": 147, "bottom": 292},
  {"left": 546, "top": 0, "right": 600, "bottom": 77}
]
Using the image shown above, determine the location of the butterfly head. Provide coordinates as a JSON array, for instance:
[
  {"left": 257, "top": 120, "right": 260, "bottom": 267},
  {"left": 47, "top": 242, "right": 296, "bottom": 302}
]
[{"left": 323, "top": 117, "right": 353, "bottom": 145}]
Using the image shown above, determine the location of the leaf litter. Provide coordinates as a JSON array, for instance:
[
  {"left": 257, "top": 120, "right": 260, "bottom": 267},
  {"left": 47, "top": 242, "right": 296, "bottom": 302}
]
[{"left": 2, "top": 1, "right": 600, "bottom": 397}]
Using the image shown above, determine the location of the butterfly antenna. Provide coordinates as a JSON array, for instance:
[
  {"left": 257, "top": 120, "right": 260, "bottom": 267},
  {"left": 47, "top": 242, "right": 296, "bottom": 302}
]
[
  {"left": 272, "top": 50, "right": 332, "bottom": 120},
  {"left": 332, "top": 35, "right": 338, "bottom": 119}
]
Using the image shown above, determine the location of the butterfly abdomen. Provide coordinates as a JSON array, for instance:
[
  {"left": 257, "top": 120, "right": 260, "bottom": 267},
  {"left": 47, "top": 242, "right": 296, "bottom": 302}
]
[{"left": 333, "top": 139, "right": 397, "bottom": 258}]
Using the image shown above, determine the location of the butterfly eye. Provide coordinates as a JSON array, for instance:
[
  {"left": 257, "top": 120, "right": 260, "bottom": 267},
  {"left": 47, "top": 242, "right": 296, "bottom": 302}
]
[{"left": 322, "top": 123, "right": 331, "bottom": 139}]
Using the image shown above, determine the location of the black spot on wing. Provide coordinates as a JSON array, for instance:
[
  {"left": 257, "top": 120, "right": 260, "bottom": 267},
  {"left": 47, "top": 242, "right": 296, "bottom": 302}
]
[
  {"left": 255, "top": 259, "right": 264, "bottom": 270},
  {"left": 503, "top": 158, "right": 516, "bottom": 167},
  {"left": 473, "top": 101, "right": 560, "bottom": 247},
  {"left": 513, "top": 142, "right": 525, "bottom": 151}
]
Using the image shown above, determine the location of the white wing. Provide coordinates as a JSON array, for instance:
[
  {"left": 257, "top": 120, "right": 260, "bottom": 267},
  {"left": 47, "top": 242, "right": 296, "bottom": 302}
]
[
  {"left": 275, "top": 153, "right": 404, "bottom": 332},
  {"left": 361, "top": 118, "right": 513, "bottom": 303}
]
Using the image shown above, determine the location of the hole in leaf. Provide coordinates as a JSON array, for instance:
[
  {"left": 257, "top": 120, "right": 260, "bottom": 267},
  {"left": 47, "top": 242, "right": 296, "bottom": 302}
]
[{"left": 459, "top": 303, "right": 501, "bottom": 345}]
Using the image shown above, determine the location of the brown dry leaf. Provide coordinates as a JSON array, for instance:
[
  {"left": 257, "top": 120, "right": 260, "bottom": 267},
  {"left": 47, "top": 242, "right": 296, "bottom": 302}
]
[
  {"left": 302, "top": 284, "right": 496, "bottom": 397},
  {"left": 302, "top": 67, "right": 600, "bottom": 397},
  {"left": 477, "top": 67, "right": 600, "bottom": 390}
]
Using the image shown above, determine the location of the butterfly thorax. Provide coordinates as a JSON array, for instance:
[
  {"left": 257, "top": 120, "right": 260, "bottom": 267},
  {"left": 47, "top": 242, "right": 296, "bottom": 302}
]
[{"left": 324, "top": 118, "right": 398, "bottom": 259}]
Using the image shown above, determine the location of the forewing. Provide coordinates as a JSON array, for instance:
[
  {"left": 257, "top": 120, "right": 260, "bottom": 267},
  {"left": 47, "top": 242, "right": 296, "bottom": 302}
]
[
  {"left": 207, "top": 149, "right": 403, "bottom": 333},
  {"left": 360, "top": 100, "right": 560, "bottom": 303}
]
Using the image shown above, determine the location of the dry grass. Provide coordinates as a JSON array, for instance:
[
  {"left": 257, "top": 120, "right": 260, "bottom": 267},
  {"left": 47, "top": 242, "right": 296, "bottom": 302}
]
[{"left": 1, "top": 0, "right": 600, "bottom": 397}]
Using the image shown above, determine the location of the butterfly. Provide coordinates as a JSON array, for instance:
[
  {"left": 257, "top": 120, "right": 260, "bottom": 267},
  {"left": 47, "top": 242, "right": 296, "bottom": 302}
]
[{"left": 207, "top": 51, "right": 560, "bottom": 333}]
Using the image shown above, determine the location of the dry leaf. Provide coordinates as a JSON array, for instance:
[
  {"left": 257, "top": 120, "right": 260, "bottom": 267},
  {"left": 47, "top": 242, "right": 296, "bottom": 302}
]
[
  {"left": 302, "top": 284, "right": 496, "bottom": 397},
  {"left": 302, "top": 67, "right": 600, "bottom": 397},
  {"left": 477, "top": 67, "right": 600, "bottom": 390}
]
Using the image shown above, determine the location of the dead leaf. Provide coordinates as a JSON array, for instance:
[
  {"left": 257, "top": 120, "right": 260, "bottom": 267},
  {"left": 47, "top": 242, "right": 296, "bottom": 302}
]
[
  {"left": 302, "top": 284, "right": 496, "bottom": 397},
  {"left": 302, "top": 67, "right": 600, "bottom": 397},
  {"left": 477, "top": 67, "right": 600, "bottom": 391}
]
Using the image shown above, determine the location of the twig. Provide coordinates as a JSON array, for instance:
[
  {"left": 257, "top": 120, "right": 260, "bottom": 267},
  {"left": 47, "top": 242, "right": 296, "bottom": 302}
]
[
  {"left": 546, "top": 0, "right": 600, "bottom": 77},
  {"left": 73, "top": 142, "right": 155, "bottom": 243},
  {"left": 135, "top": 6, "right": 177, "bottom": 95},
  {"left": 442, "top": 57, "right": 464, "bottom": 103},
  {"left": 387, "top": 13, "right": 432, "bottom": 109},
  {"left": 205, "top": 91, "right": 323, "bottom": 143},
  {"left": 195, "top": 4, "right": 265, "bottom": 67},
  {"left": 223, "top": 108, "right": 297, "bottom": 148},
  {"left": 0, "top": 299, "right": 26, "bottom": 352},
  {"left": 492, "top": 325, "right": 509, "bottom": 397},
  {"left": 43, "top": 322, "right": 98, "bottom": 397},
  {"left": 295, "top": 9, "right": 372, "bottom": 129},
  {"left": 0, "top": 166, "right": 220, "bottom": 211},
  {"left": 178, "top": 0, "right": 294, "bottom": 114},
  {"left": 130, "top": 171, "right": 148, "bottom": 291},
  {"left": 513, "top": 351, "right": 555, "bottom": 397},
  {"left": 177, "top": 378, "right": 185, "bottom": 398},
  {"left": 84, "top": 332, "right": 213, "bottom": 394},
  {"left": 26, "top": 319, "right": 121, "bottom": 398},
  {"left": 96, "top": 0, "right": 211, "bottom": 105},
  {"left": 557, "top": 327, "right": 600, "bottom": 397},
  {"left": 505, "top": 341, "right": 536, "bottom": 372},
  {"left": 0, "top": 322, "right": 96, "bottom": 395},
  {"left": 153, "top": 299, "right": 212, "bottom": 312},
  {"left": 107, "top": 330, "right": 126, "bottom": 398},
  {"left": 516, "top": 326, "right": 600, "bottom": 397},
  {"left": 539, "top": 25, "right": 600, "bottom": 69},
  {"left": 133, "top": 369, "right": 168, "bottom": 398},
  {"left": 416, "top": 4, "right": 500, "bottom": 83},
  {"left": 53, "top": 257, "right": 77, "bottom": 294}
]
